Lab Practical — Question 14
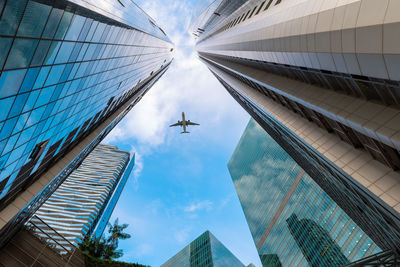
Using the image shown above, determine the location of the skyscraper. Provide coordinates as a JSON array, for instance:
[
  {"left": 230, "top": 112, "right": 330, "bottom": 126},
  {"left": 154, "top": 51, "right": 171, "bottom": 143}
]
[
  {"left": 192, "top": 0, "right": 400, "bottom": 254},
  {"left": 228, "top": 119, "right": 382, "bottom": 266},
  {"left": 161, "top": 230, "right": 245, "bottom": 267},
  {"left": 0, "top": 0, "right": 173, "bottom": 246},
  {"left": 259, "top": 254, "right": 281, "bottom": 267},
  {"left": 286, "top": 214, "right": 348, "bottom": 267},
  {"left": 28, "top": 144, "right": 133, "bottom": 251}
]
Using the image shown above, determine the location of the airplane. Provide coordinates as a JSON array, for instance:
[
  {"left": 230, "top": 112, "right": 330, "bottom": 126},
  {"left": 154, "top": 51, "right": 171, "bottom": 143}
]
[{"left": 169, "top": 112, "right": 199, "bottom": 134}]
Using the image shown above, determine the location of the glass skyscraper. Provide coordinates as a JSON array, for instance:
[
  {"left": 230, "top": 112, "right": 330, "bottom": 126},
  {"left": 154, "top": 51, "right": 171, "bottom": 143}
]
[
  {"left": 0, "top": 0, "right": 173, "bottom": 246},
  {"left": 228, "top": 119, "right": 381, "bottom": 267},
  {"left": 191, "top": 0, "right": 400, "bottom": 255},
  {"left": 161, "top": 230, "right": 246, "bottom": 267},
  {"left": 28, "top": 143, "right": 134, "bottom": 251}
]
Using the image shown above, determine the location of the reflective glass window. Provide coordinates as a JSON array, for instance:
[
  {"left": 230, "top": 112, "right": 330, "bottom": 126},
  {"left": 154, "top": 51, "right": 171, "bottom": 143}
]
[
  {"left": 0, "top": 70, "right": 27, "bottom": 98},
  {"left": 68, "top": 63, "right": 79, "bottom": 80},
  {"left": 8, "top": 93, "right": 29, "bottom": 119},
  {"left": 0, "top": 2, "right": 5, "bottom": 16},
  {"left": 5, "top": 39, "right": 38, "bottom": 69},
  {"left": 31, "top": 40, "right": 52, "bottom": 67},
  {"left": 26, "top": 106, "right": 45, "bottom": 128},
  {"left": 42, "top": 102, "right": 55, "bottom": 121},
  {"left": 15, "top": 125, "right": 34, "bottom": 148},
  {"left": 0, "top": 97, "right": 15, "bottom": 122},
  {"left": 58, "top": 64, "right": 73, "bottom": 84},
  {"left": 54, "top": 11, "right": 74, "bottom": 40},
  {"left": 0, "top": 117, "right": 18, "bottom": 141},
  {"left": 68, "top": 42, "right": 83, "bottom": 62},
  {"left": 76, "top": 62, "right": 88, "bottom": 78},
  {"left": 99, "top": 25, "right": 111, "bottom": 43},
  {"left": 33, "top": 66, "right": 50, "bottom": 89},
  {"left": 76, "top": 43, "right": 88, "bottom": 61},
  {"left": 42, "top": 8, "right": 63, "bottom": 39},
  {"left": 78, "top": 18, "right": 93, "bottom": 41},
  {"left": 54, "top": 42, "right": 75, "bottom": 64},
  {"left": 85, "top": 21, "right": 98, "bottom": 42},
  {"left": 43, "top": 41, "right": 61, "bottom": 65},
  {"left": 83, "top": 44, "right": 97, "bottom": 61},
  {"left": 17, "top": 0, "right": 51, "bottom": 38},
  {"left": 44, "top": 65, "right": 65, "bottom": 86},
  {"left": 19, "top": 67, "right": 40, "bottom": 93},
  {"left": 0, "top": 0, "right": 27, "bottom": 36},
  {"left": 12, "top": 113, "right": 28, "bottom": 135},
  {"left": 35, "top": 86, "right": 54, "bottom": 108},
  {"left": 108, "top": 26, "right": 120, "bottom": 43},
  {"left": 0, "top": 139, "right": 7, "bottom": 159},
  {"left": 3, "top": 134, "right": 19, "bottom": 155},
  {"left": 92, "top": 23, "right": 106, "bottom": 42},
  {"left": 7, "top": 143, "right": 25, "bottom": 170},
  {"left": 65, "top": 15, "right": 85, "bottom": 41},
  {"left": 22, "top": 90, "right": 39, "bottom": 113},
  {"left": 0, "top": 38, "right": 13, "bottom": 69}
]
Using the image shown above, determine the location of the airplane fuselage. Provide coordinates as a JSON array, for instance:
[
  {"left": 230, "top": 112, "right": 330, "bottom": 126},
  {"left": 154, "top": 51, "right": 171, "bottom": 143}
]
[
  {"left": 181, "top": 112, "right": 188, "bottom": 133},
  {"left": 169, "top": 112, "right": 199, "bottom": 134}
]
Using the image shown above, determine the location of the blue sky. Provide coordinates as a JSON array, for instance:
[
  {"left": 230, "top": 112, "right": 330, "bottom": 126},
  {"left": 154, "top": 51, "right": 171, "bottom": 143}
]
[{"left": 103, "top": 0, "right": 262, "bottom": 266}]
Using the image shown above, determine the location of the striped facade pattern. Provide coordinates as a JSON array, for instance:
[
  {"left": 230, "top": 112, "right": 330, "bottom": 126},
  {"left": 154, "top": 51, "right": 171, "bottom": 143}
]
[{"left": 29, "top": 144, "right": 130, "bottom": 251}]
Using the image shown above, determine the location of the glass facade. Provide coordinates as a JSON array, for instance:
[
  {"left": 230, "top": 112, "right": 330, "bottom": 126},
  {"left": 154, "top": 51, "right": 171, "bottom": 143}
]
[
  {"left": 161, "top": 230, "right": 245, "bottom": 267},
  {"left": 0, "top": 0, "right": 173, "bottom": 208},
  {"left": 28, "top": 144, "right": 133, "bottom": 251},
  {"left": 228, "top": 119, "right": 382, "bottom": 267}
]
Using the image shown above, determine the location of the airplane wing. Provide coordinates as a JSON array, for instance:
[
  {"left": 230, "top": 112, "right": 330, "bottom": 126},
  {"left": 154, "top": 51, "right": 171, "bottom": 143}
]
[
  {"left": 170, "top": 122, "right": 183, "bottom": 127},
  {"left": 186, "top": 121, "right": 199, "bottom": 126}
]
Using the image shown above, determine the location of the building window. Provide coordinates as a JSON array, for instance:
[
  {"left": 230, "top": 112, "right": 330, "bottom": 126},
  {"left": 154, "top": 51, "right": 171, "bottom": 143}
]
[
  {"left": 255, "top": 1, "right": 266, "bottom": 15},
  {"left": 264, "top": 0, "right": 274, "bottom": 11},
  {"left": 30, "top": 140, "right": 49, "bottom": 160}
]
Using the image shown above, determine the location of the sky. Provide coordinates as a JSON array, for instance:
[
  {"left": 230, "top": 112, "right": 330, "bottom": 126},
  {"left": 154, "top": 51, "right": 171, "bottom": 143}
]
[{"left": 103, "top": 0, "right": 262, "bottom": 266}]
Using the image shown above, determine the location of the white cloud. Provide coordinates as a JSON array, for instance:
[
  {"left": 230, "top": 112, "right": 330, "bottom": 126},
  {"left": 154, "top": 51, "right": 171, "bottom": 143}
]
[
  {"left": 106, "top": 0, "right": 247, "bottom": 151},
  {"left": 184, "top": 200, "right": 213, "bottom": 212},
  {"left": 174, "top": 227, "right": 192, "bottom": 244}
]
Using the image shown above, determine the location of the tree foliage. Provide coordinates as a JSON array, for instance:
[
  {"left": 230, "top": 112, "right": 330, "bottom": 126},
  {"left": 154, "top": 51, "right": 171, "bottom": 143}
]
[
  {"left": 107, "top": 218, "right": 131, "bottom": 247},
  {"left": 79, "top": 218, "right": 131, "bottom": 260}
]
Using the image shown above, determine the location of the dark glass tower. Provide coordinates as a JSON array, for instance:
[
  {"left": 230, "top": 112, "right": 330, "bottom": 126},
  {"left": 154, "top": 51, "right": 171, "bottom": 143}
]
[
  {"left": 286, "top": 214, "right": 349, "bottom": 267},
  {"left": 191, "top": 0, "right": 400, "bottom": 253},
  {"left": 0, "top": 0, "right": 173, "bottom": 247},
  {"left": 228, "top": 119, "right": 382, "bottom": 266},
  {"left": 161, "top": 230, "right": 246, "bottom": 267},
  {"left": 259, "top": 254, "right": 282, "bottom": 267}
]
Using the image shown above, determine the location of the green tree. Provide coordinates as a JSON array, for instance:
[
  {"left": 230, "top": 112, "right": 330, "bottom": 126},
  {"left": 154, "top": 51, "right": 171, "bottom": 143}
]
[
  {"left": 79, "top": 218, "right": 131, "bottom": 260},
  {"left": 107, "top": 218, "right": 131, "bottom": 248}
]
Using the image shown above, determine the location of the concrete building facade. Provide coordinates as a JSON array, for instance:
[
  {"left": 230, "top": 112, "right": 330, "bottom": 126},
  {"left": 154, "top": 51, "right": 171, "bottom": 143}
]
[{"left": 191, "top": 0, "right": 400, "bottom": 254}]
